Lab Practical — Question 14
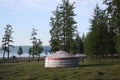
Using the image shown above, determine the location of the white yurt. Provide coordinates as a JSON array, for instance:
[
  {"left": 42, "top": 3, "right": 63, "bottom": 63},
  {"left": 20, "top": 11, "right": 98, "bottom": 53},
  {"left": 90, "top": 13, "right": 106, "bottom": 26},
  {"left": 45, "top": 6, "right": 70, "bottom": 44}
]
[{"left": 45, "top": 51, "right": 79, "bottom": 67}]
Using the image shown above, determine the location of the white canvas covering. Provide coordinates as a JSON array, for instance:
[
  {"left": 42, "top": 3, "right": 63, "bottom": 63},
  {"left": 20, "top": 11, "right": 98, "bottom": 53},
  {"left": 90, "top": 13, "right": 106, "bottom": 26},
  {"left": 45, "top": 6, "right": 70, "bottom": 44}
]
[{"left": 45, "top": 51, "right": 79, "bottom": 67}]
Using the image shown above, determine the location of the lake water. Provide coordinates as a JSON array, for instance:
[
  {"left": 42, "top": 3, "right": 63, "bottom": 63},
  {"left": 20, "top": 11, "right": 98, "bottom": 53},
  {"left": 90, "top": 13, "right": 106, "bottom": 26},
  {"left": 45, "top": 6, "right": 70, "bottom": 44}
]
[
  {"left": 0, "top": 52, "right": 51, "bottom": 58},
  {"left": 0, "top": 52, "right": 86, "bottom": 58}
]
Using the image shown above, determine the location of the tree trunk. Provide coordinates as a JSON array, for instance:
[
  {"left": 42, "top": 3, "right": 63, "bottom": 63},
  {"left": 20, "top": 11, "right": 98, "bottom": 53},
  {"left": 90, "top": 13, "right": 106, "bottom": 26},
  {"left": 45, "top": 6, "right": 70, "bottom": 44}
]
[
  {"left": 3, "top": 50, "right": 5, "bottom": 60},
  {"left": 7, "top": 41, "right": 10, "bottom": 60},
  {"left": 8, "top": 51, "right": 9, "bottom": 60},
  {"left": 19, "top": 55, "right": 21, "bottom": 58},
  {"left": 33, "top": 54, "right": 34, "bottom": 59},
  {"left": 29, "top": 54, "right": 31, "bottom": 62},
  {"left": 7, "top": 46, "right": 10, "bottom": 60},
  {"left": 37, "top": 54, "right": 40, "bottom": 62}
]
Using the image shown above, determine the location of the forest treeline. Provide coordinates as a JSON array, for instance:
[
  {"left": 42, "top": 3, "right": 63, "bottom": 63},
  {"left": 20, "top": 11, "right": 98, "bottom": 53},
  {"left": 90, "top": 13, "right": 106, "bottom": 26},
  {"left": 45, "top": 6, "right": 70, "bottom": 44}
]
[
  {"left": 0, "top": 0, "right": 120, "bottom": 62},
  {"left": 49, "top": 0, "right": 120, "bottom": 62},
  {"left": 1, "top": 26, "right": 43, "bottom": 60}
]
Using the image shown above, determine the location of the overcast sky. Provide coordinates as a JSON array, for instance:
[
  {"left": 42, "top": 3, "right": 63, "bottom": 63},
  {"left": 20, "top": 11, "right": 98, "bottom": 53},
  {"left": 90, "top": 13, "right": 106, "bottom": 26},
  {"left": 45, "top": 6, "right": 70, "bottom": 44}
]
[{"left": 0, "top": 0, "right": 106, "bottom": 46}]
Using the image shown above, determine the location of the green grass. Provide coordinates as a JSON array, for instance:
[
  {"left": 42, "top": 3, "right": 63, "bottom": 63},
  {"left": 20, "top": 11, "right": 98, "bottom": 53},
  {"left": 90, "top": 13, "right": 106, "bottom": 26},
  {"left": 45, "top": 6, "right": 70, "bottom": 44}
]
[{"left": 0, "top": 59, "right": 120, "bottom": 80}]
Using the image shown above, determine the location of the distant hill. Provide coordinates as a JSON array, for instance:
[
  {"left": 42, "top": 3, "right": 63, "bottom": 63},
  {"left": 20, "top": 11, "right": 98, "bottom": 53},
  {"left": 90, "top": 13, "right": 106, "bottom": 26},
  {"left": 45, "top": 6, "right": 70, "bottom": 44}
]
[{"left": 0, "top": 46, "right": 51, "bottom": 53}]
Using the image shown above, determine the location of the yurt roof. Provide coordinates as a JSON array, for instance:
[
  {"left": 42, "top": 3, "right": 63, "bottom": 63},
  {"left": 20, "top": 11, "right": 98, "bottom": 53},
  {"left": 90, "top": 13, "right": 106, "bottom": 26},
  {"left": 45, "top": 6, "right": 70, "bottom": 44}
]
[{"left": 46, "top": 51, "right": 78, "bottom": 60}]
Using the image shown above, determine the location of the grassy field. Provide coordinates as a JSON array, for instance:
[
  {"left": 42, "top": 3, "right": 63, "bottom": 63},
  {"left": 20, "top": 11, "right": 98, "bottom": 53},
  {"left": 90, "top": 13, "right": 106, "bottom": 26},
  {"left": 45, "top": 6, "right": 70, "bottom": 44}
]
[{"left": 0, "top": 59, "right": 120, "bottom": 80}]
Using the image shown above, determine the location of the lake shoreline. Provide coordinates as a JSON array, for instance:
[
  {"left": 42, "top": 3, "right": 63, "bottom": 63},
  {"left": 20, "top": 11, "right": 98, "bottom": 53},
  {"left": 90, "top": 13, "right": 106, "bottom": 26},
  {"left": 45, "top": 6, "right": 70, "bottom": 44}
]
[{"left": 0, "top": 56, "right": 46, "bottom": 63}]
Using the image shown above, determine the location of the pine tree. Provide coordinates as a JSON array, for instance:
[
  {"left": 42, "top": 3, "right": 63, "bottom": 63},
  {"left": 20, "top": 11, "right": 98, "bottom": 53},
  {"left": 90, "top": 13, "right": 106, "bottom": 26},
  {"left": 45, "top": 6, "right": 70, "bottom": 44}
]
[
  {"left": 50, "top": 6, "right": 61, "bottom": 52},
  {"left": 32, "top": 39, "right": 43, "bottom": 58},
  {"left": 28, "top": 47, "right": 32, "bottom": 61},
  {"left": 30, "top": 28, "right": 37, "bottom": 58},
  {"left": 1, "top": 24, "right": 14, "bottom": 59},
  {"left": 50, "top": 0, "right": 77, "bottom": 53},
  {"left": 30, "top": 28, "right": 37, "bottom": 46},
  {"left": 30, "top": 28, "right": 43, "bottom": 58},
  {"left": 60, "top": 0, "right": 77, "bottom": 53},
  {"left": 74, "top": 33, "right": 84, "bottom": 55},
  {"left": 17, "top": 46, "right": 23, "bottom": 57},
  {"left": 84, "top": 4, "right": 109, "bottom": 62},
  {"left": 104, "top": 0, "right": 120, "bottom": 56},
  {"left": 81, "top": 33, "right": 85, "bottom": 54}
]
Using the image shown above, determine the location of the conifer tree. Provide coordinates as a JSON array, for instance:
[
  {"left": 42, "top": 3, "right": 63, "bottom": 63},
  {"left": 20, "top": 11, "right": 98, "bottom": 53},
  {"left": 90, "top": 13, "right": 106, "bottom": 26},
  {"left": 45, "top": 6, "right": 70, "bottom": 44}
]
[
  {"left": 1, "top": 24, "right": 14, "bottom": 59},
  {"left": 104, "top": 0, "right": 120, "bottom": 55},
  {"left": 32, "top": 39, "right": 43, "bottom": 58},
  {"left": 17, "top": 46, "right": 23, "bottom": 57},
  {"left": 30, "top": 28, "right": 37, "bottom": 58},
  {"left": 74, "top": 33, "right": 84, "bottom": 55},
  {"left": 30, "top": 28, "right": 43, "bottom": 58},
  {"left": 28, "top": 47, "right": 32, "bottom": 61},
  {"left": 50, "top": 6, "right": 61, "bottom": 52},
  {"left": 84, "top": 5, "right": 109, "bottom": 62},
  {"left": 50, "top": 0, "right": 77, "bottom": 53}
]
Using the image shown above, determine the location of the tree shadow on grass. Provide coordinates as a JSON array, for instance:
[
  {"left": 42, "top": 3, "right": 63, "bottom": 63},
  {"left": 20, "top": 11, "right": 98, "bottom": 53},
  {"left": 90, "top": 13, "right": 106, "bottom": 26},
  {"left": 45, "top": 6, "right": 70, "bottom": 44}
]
[
  {"left": 79, "top": 61, "right": 120, "bottom": 67},
  {"left": 79, "top": 64, "right": 102, "bottom": 67}
]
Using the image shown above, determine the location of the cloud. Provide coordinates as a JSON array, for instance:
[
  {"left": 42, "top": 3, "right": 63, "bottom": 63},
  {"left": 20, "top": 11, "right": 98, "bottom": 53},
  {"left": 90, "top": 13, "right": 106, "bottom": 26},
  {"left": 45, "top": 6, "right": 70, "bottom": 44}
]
[
  {"left": 0, "top": 0, "right": 47, "bottom": 3},
  {"left": 0, "top": 0, "right": 105, "bottom": 12},
  {"left": 0, "top": 0, "right": 54, "bottom": 11},
  {"left": 81, "top": 0, "right": 104, "bottom": 5},
  {"left": 57, "top": 0, "right": 75, "bottom": 3},
  {"left": 0, "top": 0, "right": 79, "bottom": 12},
  {"left": 81, "top": 1, "right": 88, "bottom": 5},
  {"left": 22, "top": 0, "right": 48, "bottom": 4}
]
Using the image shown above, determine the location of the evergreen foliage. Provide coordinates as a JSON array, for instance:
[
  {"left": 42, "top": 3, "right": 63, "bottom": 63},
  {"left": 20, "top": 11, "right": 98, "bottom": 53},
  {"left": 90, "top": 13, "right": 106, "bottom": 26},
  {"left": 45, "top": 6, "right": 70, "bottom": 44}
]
[
  {"left": 31, "top": 39, "right": 43, "bottom": 57},
  {"left": 104, "top": 0, "right": 120, "bottom": 55},
  {"left": 30, "top": 28, "right": 43, "bottom": 58},
  {"left": 50, "top": 0, "right": 77, "bottom": 53},
  {"left": 84, "top": 4, "right": 109, "bottom": 61},
  {"left": 28, "top": 47, "right": 32, "bottom": 56},
  {"left": 74, "top": 33, "right": 84, "bottom": 55},
  {"left": 1, "top": 24, "right": 14, "bottom": 59},
  {"left": 17, "top": 46, "right": 23, "bottom": 57}
]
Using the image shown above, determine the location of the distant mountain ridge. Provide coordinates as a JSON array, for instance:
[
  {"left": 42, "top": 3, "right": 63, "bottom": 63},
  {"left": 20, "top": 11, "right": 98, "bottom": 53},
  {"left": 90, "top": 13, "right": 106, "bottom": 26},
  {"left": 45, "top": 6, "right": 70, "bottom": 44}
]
[{"left": 0, "top": 46, "right": 51, "bottom": 53}]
